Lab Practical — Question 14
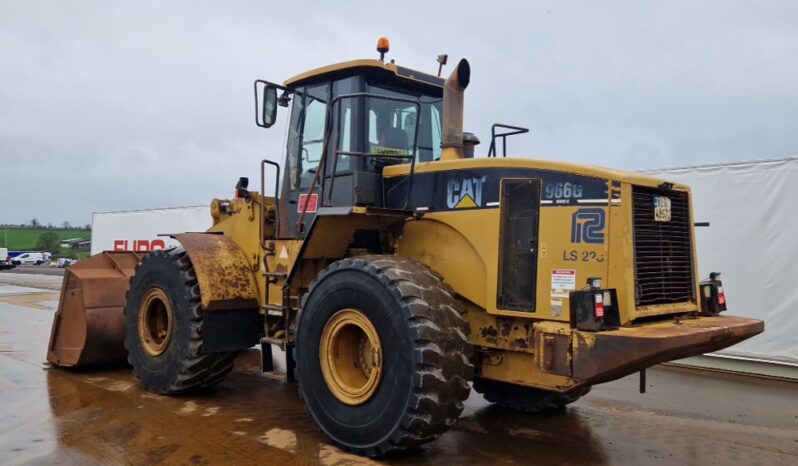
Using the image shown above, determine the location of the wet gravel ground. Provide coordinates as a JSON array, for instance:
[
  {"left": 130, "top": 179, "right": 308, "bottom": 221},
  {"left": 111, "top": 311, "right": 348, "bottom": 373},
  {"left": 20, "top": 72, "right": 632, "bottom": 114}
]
[
  {"left": 1, "top": 274, "right": 796, "bottom": 465},
  {"left": 0, "top": 265, "right": 65, "bottom": 276}
]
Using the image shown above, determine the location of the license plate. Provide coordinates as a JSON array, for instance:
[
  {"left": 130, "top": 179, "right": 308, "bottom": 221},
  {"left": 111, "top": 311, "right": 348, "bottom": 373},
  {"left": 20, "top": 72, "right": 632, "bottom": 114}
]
[{"left": 653, "top": 196, "right": 672, "bottom": 222}]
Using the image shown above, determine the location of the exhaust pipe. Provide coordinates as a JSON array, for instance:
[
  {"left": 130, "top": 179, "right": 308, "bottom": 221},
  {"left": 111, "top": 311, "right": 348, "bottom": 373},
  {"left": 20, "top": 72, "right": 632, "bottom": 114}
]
[{"left": 440, "top": 58, "right": 470, "bottom": 161}]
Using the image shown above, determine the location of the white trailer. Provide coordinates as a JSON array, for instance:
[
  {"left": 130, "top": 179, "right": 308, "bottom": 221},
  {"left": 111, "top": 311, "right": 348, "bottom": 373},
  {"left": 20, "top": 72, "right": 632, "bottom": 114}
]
[
  {"left": 91, "top": 206, "right": 211, "bottom": 256},
  {"left": 90, "top": 204, "right": 288, "bottom": 371}
]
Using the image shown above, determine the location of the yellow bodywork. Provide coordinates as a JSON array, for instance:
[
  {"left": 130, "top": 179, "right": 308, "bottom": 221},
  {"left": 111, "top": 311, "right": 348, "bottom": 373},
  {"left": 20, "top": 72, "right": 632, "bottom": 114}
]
[
  {"left": 173, "top": 233, "right": 260, "bottom": 311},
  {"left": 389, "top": 157, "right": 698, "bottom": 322},
  {"left": 177, "top": 155, "right": 756, "bottom": 393}
]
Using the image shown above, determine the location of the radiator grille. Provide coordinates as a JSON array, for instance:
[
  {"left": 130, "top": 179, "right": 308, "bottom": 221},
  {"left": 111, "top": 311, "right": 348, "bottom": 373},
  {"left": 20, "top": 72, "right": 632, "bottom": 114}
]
[{"left": 632, "top": 186, "right": 694, "bottom": 306}]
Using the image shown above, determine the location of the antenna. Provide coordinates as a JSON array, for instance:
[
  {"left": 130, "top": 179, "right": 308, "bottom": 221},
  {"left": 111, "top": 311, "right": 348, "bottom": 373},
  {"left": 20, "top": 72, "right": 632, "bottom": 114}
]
[{"left": 436, "top": 54, "right": 448, "bottom": 77}]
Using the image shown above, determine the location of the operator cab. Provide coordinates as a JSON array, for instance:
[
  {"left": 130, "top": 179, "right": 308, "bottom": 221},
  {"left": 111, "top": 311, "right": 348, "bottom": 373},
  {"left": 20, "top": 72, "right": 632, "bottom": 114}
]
[{"left": 256, "top": 58, "right": 444, "bottom": 238}]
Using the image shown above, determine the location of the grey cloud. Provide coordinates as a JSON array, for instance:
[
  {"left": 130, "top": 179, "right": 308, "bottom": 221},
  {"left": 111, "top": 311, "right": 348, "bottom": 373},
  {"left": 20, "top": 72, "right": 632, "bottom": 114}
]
[{"left": 1, "top": 0, "right": 797, "bottom": 225}]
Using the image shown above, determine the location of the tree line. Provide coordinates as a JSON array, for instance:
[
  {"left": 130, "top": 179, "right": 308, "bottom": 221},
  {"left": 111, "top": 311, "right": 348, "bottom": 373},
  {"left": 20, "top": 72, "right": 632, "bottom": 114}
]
[{"left": 1, "top": 219, "right": 91, "bottom": 230}]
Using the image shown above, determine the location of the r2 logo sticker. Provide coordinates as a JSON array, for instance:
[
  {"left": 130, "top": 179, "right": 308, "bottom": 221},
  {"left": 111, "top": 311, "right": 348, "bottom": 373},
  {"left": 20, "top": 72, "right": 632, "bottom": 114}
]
[{"left": 571, "top": 208, "right": 605, "bottom": 244}]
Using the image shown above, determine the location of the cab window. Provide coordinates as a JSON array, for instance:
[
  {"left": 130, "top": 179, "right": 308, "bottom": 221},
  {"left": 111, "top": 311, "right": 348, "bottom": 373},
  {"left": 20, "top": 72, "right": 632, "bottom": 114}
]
[
  {"left": 365, "top": 83, "right": 442, "bottom": 163},
  {"left": 288, "top": 83, "right": 329, "bottom": 189},
  {"left": 330, "top": 77, "right": 358, "bottom": 174}
]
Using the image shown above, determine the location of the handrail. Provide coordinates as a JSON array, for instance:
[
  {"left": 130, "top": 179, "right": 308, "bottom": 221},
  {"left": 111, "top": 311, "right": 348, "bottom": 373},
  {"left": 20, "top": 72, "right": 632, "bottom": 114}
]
[
  {"left": 260, "top": 159, "right": 281, "bottom": 246},
  {"left": 487, "top": 123, "right": 529, "bottom": 157}
]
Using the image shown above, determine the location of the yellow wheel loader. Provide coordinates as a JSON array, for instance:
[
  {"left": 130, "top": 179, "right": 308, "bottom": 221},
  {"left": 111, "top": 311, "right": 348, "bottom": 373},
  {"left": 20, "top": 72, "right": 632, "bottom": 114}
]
[{"left": 47, "top": 39, "right": 763, "bottom": 457}]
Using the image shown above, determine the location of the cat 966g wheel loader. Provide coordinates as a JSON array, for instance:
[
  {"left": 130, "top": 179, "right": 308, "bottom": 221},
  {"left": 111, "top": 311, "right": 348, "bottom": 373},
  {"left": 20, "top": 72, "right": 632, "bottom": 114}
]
[{"left": 47, "top": 38, "right": 763, "bottom": 457}]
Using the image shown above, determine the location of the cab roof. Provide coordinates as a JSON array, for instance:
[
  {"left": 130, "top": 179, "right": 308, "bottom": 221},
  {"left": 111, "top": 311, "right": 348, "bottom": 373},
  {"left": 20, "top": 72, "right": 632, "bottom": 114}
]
[{"left": 284, "top": 59, "right": 445, "bottom": 90}]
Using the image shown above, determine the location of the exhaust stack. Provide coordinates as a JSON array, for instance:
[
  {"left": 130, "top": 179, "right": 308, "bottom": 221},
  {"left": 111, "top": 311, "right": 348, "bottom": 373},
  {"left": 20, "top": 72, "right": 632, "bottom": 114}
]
[{"left": 440, "top": 58, "right": 470, "bottom": 161}]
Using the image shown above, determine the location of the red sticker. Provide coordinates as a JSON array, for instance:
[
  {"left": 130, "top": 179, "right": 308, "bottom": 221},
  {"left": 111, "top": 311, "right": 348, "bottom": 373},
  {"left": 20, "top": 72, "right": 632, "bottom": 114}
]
[{"left": 298, "top": 193, "right": 319, "bottom": 213}]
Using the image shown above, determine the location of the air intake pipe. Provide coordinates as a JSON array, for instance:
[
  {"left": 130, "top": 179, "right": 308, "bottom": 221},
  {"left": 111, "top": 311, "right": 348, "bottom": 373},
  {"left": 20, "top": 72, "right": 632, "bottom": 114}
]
[{"left": 440, "top": 58, "right": 470, "bottom": 161}]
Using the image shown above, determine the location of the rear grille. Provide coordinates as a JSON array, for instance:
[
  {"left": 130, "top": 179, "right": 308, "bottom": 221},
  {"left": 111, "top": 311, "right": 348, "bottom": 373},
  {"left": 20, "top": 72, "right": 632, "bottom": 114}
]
[{"left": 632, "top": 186, "right": 694, "bottom": 306}]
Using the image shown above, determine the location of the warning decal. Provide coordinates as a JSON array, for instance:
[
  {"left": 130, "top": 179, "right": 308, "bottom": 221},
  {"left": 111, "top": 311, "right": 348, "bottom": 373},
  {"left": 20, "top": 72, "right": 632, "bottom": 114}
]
[
  {"left": 550, "top": 299, "right": 563, "bottom": 317},
  {"left": 298, "top": 193, "right": 318, "bottom": 213},
  {"left": 551, "top": 269, "right": 576, "bottom": 298}
]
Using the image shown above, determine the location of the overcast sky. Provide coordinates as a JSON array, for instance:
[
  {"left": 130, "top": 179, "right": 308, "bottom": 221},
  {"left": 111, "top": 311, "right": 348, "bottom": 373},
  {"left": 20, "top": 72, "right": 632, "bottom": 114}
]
[{"left": 1, "top": 1, "right": 797, "bottom": 226}]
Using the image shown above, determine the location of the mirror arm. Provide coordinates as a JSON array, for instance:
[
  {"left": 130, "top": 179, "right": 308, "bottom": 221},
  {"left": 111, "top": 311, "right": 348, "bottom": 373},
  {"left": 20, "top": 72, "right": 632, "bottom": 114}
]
[{"left": 254, "top": 80, "right": 300, "bottom": 128}]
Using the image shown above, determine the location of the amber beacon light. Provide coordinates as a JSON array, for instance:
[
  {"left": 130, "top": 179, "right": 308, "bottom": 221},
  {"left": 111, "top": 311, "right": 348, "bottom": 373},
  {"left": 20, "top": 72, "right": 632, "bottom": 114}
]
[{"left": 377, "top": 37, "right": 390, "bottom": 61}]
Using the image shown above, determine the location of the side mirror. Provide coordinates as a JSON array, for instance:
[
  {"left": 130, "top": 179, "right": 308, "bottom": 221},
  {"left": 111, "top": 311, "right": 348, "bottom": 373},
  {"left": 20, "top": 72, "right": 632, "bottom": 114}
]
[
  {"left": 262, "top": 85, "right": 278, "bottom": 127},
  {"left": 255, "top": 81, "right": 279, "bottom": 128}
]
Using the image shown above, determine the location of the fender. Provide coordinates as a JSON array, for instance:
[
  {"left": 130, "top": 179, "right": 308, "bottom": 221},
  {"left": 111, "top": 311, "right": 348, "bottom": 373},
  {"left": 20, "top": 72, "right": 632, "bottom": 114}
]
[
  {"left": 286, "top": 207, "right": 411, "bottom": 287},
  {"left": 396, "top": 217, "right": 487, "bottom": 306},
  {"left": 173, "top": 233, "right": 259, "bottom": 311}
]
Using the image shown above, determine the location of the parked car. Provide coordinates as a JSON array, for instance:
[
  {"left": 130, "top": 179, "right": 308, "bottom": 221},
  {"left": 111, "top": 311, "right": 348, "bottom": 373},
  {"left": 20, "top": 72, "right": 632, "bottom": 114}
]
[
  {"left": 0, "top": 248, "right": 14, "bottom": 270},
  {"left": 52, "top": 258, "right": 77, "bottom": 268},
  {"left": 12, "top": 252, "right": 49, "bottom": 266}
]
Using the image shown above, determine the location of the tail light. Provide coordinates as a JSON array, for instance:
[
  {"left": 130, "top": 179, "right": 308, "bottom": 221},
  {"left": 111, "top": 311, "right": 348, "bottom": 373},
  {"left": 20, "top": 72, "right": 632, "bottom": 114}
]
[
  {"left": 700, "top": 272, "right": 727, "bottom": 316},
  {"left": 571, "top": 285, "right": 620, "bottom": 332},
  {"left": 594, "top": 292, "right": 605, "bottom": 318},
  {"left": 235, "top": 177, "right": 250, "bottom": 198}
]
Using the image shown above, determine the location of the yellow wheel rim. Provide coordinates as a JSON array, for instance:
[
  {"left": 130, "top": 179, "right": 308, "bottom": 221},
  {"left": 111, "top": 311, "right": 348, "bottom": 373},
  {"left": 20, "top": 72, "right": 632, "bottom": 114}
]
[
  {"left": 319, "top": 308, "right": 383, "bottom": 405},
  {"left": 138, "top": 287, "right": 174, "bottom": 357}
]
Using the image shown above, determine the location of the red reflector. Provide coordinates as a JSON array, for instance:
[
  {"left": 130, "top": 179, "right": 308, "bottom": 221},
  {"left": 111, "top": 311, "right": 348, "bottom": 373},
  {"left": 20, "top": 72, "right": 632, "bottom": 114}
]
[
  {"left": 718, "top": 293, "right": 725, "bottom": 305},
  {"left": 594, "top": 293, "right": 604, "bottom": 318}
]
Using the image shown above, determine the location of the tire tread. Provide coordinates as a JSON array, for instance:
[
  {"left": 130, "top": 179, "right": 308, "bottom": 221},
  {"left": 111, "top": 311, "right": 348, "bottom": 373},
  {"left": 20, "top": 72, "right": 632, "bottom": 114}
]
[
  {"left": 124, "top": 248, "right": 235, "bottom": 395},
  {"left": 298, "top": 255, "right": 474, "bottom": 457}
]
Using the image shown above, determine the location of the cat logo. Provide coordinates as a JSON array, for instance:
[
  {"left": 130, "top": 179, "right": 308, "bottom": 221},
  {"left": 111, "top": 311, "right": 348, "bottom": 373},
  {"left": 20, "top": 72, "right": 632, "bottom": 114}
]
[{"left": 446, "top": 176, "right": 487, "bottom": 209}]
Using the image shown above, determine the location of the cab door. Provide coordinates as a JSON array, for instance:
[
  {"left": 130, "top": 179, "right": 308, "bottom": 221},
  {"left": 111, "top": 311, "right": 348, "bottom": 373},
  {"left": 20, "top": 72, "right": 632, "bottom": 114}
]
[{"left": 280, "top": 82, "right": 329, "bottom": 237}]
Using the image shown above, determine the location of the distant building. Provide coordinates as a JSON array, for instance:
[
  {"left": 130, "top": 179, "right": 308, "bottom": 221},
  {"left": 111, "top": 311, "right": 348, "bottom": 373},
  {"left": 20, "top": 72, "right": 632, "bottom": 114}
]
[{"left": 59, "top": 238, "right": 87, "bottom": 248}]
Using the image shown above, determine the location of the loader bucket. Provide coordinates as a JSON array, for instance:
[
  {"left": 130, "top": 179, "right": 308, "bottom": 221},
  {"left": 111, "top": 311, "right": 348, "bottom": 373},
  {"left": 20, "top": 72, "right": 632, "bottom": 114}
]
[{"left": 46, "top": 251, "right": 143, "bottom": 368}]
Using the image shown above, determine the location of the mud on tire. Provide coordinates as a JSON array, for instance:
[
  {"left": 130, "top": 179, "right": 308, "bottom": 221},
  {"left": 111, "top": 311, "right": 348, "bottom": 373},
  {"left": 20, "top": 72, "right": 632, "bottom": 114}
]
[
  {"left": 473, "top": 378, "right": 590, "bottom": 413},
  {"left": 124, "top": 248, "right": 236, "bottom": 395},
  {"left": 296, "top": 255, "right": 474, "bottom": 457}
]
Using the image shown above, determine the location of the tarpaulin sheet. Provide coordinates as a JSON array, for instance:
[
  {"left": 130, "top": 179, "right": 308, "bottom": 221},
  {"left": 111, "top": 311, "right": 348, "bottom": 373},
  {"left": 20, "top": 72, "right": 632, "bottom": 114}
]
[{"left": 645, "top": 157, "right": 798, "bottom": 365}]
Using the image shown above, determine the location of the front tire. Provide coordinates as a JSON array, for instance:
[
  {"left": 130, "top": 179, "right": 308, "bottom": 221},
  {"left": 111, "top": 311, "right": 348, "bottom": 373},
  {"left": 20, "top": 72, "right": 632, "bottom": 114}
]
[
  {"left": 296, "top": 255, "right": 473, "bottom": 457},
  {"left": 124, "top": 248, "right": 235, "bottom": 394}
]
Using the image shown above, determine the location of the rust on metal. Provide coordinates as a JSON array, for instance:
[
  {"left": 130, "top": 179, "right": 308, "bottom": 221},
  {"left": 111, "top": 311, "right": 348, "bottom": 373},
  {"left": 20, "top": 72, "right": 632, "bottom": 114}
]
[
  {"left": 537, "top": 331, "right": 571, "bottom": 377},
  {"left": 46, "top": 251, "right": 143, "bottom": 367},
  {"left": 571, "top": 315, "right": 764, "bottom": 384},
  {"left": 469, "top": 305, "right": 535, "bottom": 353},
  {"left": 480, "top": 325, "right": 499, "bottom": 344},
  {"left": 174, "top": 233, "right": 260, "bottom": 311}
]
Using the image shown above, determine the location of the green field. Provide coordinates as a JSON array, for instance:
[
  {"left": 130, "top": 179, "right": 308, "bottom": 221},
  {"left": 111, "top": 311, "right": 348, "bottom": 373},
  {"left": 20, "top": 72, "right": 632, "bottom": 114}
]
[{"left": 2, "top": 227, "right": 92, "bottom": 259}]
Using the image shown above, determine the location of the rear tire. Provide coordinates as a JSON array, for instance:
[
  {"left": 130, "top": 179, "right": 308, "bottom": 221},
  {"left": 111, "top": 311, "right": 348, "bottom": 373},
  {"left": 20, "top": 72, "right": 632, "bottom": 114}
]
[
  {"left": 124, "top": 248, "right": 235, "bottom": 395},
  {"left": 473, "top": 378, "right": 590, "bottom": 413},
  {"left": 296, "top": 255, "right": 473, "bottom": 457}
]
